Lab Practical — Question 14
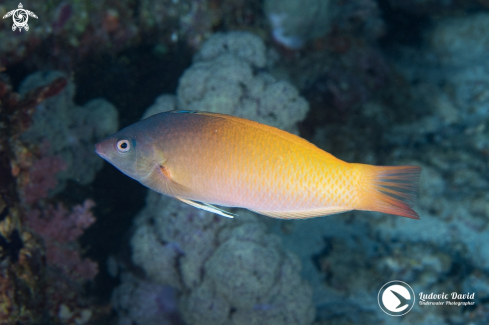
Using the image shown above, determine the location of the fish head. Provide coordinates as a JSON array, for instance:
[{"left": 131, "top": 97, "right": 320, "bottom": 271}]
[{"left": 95, "top": 123, "right": 162, "bottom": 182}]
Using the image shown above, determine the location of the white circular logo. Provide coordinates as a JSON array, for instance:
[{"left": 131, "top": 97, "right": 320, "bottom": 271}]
[{"left": 378, "top": 280, "right": 415, "bottom": 316}]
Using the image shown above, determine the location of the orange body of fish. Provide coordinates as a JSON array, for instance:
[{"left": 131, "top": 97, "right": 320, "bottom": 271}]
[{"left": 95, "top": 111, "right": 421, "bottom": 219}]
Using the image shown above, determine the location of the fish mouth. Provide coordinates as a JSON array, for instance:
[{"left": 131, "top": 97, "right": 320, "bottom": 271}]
[{"left": 95, "top": 143, "right": 108, "bottom": 159}]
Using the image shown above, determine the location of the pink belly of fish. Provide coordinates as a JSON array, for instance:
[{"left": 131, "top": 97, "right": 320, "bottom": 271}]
[{"left": 169, "top": 138, "right": 359, "bottom": 213}]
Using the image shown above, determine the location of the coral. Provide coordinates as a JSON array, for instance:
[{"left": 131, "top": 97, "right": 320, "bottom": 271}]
[
  {"left": 0, "top": 73, "right": 109, "bottom": 324},
  {"left": 3, "top": 1, "right": 489, "bottom": 324},
  {"left": 307, "top": 48, "right": 390, "bottom": 111},
  {"left": 193, "top": 30, "right": 267, "bottom": 67},
  {"left": 140, "top": 0, "right": 221, "bottom": 49},
  {"left": 112, "top": 272, "right": 182, "bottom": 325},
  {"left": 125, "top": 191, "right": 315, "bottom": 325},
  {"left": 427, "top": 13, "right": 489, "bottom": 66},
  {"left": 388, "top": 0, "right": 478, "bottom": 16},
  {"left": 141, "top": 32, "right": 309, "bottom": 133},
  {"left": 20, "top": 151, "right": 67, "bottom": 205},
  {"left": 0, "top": 0, "right": 139, "bottom": 66},
  {"left": 264, "top": 0, "right": 333, "bottom": 49},
  {"left": 184, "top": 225, "right": 314, "bottom": 325},
  {"left": 177, "top": 31, "right": 309, "bottom": 133},
  {"left": 26, "top": 199, "right": 98, "bottom": 281},
  {"left": 0, "top": 74, "right": 68, "bottom": 324},
  {"left": 309, "top": 235, "right": 476, "bottom": 324},
  {"left": 255, "top": 9, "right": 489, "bottom": 325},
  {"left": 131, "top": 192, "right": 228, "bottom": 290},
  {"left": 0, "top": 0, "right": 263, "bottom": 67},
  {"left": 264, "top": 0, "right": 383, "bottom": 49},
  {"left": 19, "top": 71, "right": 118, "bottom": 194},
  {"left": 445, "top": 62, "right": 489, "bottom": 127},
  {"left": 260, "top": 1, "right": 386, "bottom": 114},
  {"left": 141, "top": 94, "right": 177, "bottom": 120},
  {"left": 331, "top": 0, "right": 384, "bottom": 40},
  {"left": 45, "top": 279, "right": 110, "bottom": 325}
]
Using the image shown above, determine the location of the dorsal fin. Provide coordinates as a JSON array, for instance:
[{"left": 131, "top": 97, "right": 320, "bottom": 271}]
[
  {"left": 194, "top": 111, "right": 323, "bottom": 151},
  {"left": 165, "top": 110, "right": 322, "bottom": 152},
  {"left": 169, "top": 110, "right": 199, "bottom": 114}
]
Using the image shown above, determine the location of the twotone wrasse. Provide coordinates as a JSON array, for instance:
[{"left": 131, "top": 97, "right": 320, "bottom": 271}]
[{"left": 95, "top": 111, "right": 421, "bottom": 219}]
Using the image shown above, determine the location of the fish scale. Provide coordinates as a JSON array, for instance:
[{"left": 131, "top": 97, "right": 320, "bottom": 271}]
[
  {"left": 96, "top": 111, "right": 421, "bottom": 220},
  {"left": 180, "top": 118, "right": 354, "bottom": 211}
]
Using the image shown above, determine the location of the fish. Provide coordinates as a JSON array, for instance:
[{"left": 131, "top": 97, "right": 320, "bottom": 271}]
[{"left": 95, "top": 111, "right": 421, "bottom": 220}]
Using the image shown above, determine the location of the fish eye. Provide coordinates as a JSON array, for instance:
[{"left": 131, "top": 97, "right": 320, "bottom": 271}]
[{"left": 116, "top": 139, "right": 131, "bottom": 153}]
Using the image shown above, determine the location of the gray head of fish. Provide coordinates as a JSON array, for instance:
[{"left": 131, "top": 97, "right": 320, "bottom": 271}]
[{"left": 95, "top": 122, "right": 157, "bottom": 181}]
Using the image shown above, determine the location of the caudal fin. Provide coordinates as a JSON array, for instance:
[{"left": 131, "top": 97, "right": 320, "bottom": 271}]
[{"left": 354, "top": 164, "right": 421, "bottom": 219}]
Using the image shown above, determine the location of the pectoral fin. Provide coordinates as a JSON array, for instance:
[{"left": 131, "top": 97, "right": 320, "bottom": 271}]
[
  {"left": 145, "top": 148, "right": 189, "bottom": 197},
  {"left": 176, "top": 197, "right": 237, "bottom": 219},
  {"left": 151, "top": 164, "right": 190, "bottom": 197}
]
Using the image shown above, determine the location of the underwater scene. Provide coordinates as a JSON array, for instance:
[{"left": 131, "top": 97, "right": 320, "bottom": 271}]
[{"left": 0, "top": 0, "right": 488, "bottom": 324}]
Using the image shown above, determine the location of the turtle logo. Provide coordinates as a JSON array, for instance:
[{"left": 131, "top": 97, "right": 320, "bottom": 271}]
[{"left": 2, "top": 3, "right": 38, "bottom": 32}]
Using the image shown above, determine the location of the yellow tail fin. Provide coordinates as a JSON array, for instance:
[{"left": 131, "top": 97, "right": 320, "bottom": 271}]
[{"left": 354, "top": 164, "right": 421, "bottom": 219}]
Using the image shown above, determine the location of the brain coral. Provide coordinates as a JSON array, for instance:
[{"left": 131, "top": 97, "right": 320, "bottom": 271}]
[{"left": 130, "top": 191, "right": 315, "bottom": 325}]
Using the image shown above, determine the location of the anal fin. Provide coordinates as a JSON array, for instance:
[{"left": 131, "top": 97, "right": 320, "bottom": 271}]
[
  {"left": 250, "top": 207, "right": 352, "bottom": 220},
  {"left": 176, "top": 197, "right": 237, "bottom": 219}
]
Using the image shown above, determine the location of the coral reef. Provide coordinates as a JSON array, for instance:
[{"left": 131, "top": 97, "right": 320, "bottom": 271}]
[
  {"left": 147, "top": 31, "right": 309, "bottom": 133},
  {"left": 309, "top": 235, "right": 479, "bottom": 324},
  {"left": 26, "top": 199, "right": 98, "bottom": 281},
  {"left": 427, "top": 12, "right": 489, "bottom": 66},
  {"left": 116, "top": 191, "right": 315, "bottom": 325},
  {"left": 258, "top": 8, "right": 489, "bottom": 325},
  {"left": 387, "top": 0, "right": 485, "bottom": 15},
  {"left": 0, "top": 0, "right": 265, "bottom": 68},
  {"left": 142, "top": 31, "right": 310, "bottom": 133},
  {"left": 264, "top": 0, "right": 333, "bottom": 49},
  {"left": 0, "top": 73, "right": 66, "bottom": 324},
  {"left": 112, "top": 271, "right": 182, "bottom": 325},
  {"left": 141, "top": 94, "right": 177, "bottom": 120},
  {"left": 0, "top": 0, "right": 139, "bottom": 66},
  {"left": 19, "top": 71, "right": 118, "bottom": 195},
  {"left": 139, "top": 0, "right": 219, "bottom": 49},
  {"left": 0, "top": 64, "right": 108, "bottom": 325},
  {"left": 261, "top": 0, "right": 387, "bottom": 121},
  {"left": 4, "top": 0, "right": 489, "bottom": 324},
  {"left": 305, "top": 47, "right": 390, "bottom": 111},
  {"left": 330, "top": 0, "right": 384, "bottom": 40},
  {"left": 264, "top": 0, "right": 383, "bottom": 49},
  {"left": 24, "top": 199, "right": 105, "bottom": 325},
  {"left": 19, "top": 149, "right": 67, "bottom": 205}
]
